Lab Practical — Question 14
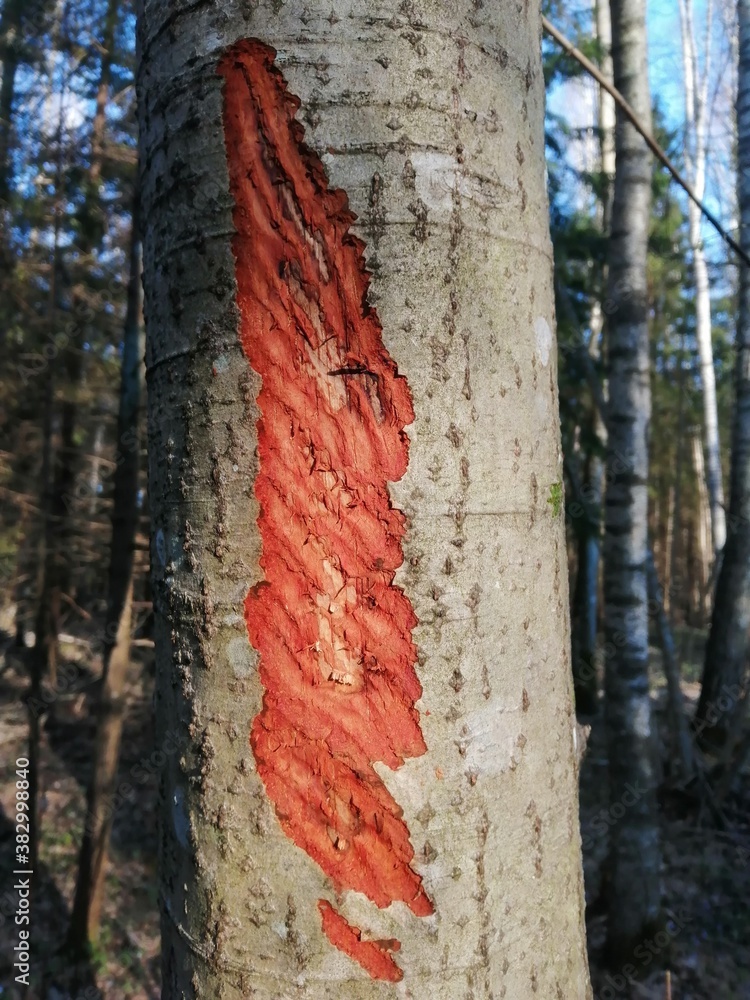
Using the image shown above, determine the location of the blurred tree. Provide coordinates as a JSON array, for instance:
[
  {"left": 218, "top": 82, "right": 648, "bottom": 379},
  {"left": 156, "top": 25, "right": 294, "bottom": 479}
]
[
  {"left": 602, "top": 0, "right": 662, "bottom": 967},
  {"left": 679, "top": 0, "right": 727, "bottom": 568},
  {"left": 68, "top": 194, "right": 143, "bottom": 958},
  {"left": 695, "top": 0, "right": 750, "bottom": 748}
]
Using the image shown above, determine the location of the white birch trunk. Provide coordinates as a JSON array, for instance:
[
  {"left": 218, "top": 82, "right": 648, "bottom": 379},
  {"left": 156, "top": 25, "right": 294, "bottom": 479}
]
[
  {"left": 595, "top": 0, "right": 616, "bottom": 230},
  {"left": 602, "top": 0, "right": 662, "bottom": 966},
  {"left": 691, "top": 429, "right": 711, "bottom": 620},
  {"left": 679, "top": 0, "right": 727, "bottom": 562}
]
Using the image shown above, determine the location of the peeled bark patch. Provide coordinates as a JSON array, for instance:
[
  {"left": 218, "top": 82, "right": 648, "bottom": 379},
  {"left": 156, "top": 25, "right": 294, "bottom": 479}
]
[{"left": 218, "top": 39, "right": 432, "bottom": 979}]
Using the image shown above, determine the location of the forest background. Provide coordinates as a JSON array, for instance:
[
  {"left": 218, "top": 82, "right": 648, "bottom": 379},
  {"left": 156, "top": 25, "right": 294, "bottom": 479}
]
[{"left": 0, "top": 0, "right": 749, "bottom": 997}]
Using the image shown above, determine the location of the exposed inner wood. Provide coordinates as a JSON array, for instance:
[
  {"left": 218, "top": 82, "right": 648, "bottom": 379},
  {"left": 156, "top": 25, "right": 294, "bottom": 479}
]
[{"left": 218, "top": 38, "right": 432, "bottom": 981}]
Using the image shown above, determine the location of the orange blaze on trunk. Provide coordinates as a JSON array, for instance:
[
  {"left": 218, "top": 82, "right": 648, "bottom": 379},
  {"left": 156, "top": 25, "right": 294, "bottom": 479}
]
[{"left": 218, "top": 39, "right": 432, "bottom": 981}]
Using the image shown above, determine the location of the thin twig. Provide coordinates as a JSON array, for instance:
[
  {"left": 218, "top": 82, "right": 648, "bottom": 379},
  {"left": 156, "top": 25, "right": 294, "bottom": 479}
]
[{"left": 542, "top": 15, "right": 750, "bottom": 269}]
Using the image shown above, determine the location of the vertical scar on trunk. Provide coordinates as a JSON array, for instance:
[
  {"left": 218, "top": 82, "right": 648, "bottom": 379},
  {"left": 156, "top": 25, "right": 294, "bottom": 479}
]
[{"left": 218, "top": 40, "right": 432, "bottom": 981}]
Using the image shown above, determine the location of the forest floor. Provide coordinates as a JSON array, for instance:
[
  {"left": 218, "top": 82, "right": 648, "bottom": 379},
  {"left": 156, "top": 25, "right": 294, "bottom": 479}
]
[
  {"left": 582, "top": 628, "right": 750, "bottom": 1000},
  {"left": 0, "top": 624, "right": 748, "bottom": 999}
]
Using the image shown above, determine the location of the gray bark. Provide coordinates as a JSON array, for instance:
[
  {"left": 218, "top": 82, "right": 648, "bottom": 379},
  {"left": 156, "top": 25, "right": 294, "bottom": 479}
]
[
  {"left": 603, "top": 0, "right": 662, "bottom": 965},
  {"left": 695, "top": 0, "right": 750, "bottom": 746},
  {"left": 138, "top": 1, "right": 592, "bottom": 997}
]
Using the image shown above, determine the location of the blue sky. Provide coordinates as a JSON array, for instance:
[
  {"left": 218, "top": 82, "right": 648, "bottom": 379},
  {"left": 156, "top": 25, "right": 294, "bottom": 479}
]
[{"left": 547, "top": 0, "right": 738, "bottom": 267}]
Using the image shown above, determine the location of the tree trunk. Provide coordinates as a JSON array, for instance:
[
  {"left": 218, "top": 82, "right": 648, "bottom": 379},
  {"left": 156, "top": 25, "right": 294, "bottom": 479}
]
[
  {"left": 32, "top": 0, "right": 121, "bottom": 688},
  {"left": 603, "top": 0, "right": 662, "bottom": 966},
  {"left": 645, "top": 551, "right": 695, "bottom": 782},
  {"left": 596, "top": 0, "right": 616, "bottom": 231},
  {"left": 86, "top": 418, "right": 106, "bottom": 518},
  {"left": 663, "top": 483, "right": 674, "bottom": 614},
  {"left": 0, "top": 0, "right": 23, "bottom": 202},
  {"left": 35, "top": 344, "right": 83, "bottom": 688},
  {"left": 691, "top": 429, "right": 711, "bottom": 622},
  {"left": 571, "top": 483, "right": 600, "bottom": 715},
  {"left": 89, "top": 0, "right": 119, "bottom": 188},
  {"left": 668, "top": 340, "right": 687, "bottom": 624},
  {"left": 569, "top": 0, "right": 616, "bottom": 716},
  {"left": 678, "top": 0, "right": 726, "bottom": 565},
  {"left": 27, "top": 371, "right": 54, "bottom": 877},
  {"left": 695, "top": 0, "right": 750, "bottom": 747},
  {"left": 67, "top": 205, "right": 144, "bottom": 957},
  {"left": 138, "top": 2, "right": 593, "bottom": 996}
]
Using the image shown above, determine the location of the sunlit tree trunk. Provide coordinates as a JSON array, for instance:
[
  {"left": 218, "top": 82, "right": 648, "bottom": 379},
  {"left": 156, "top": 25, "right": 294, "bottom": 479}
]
[
  {"left": 138, "top": 1, "right": 593, "bottom": 996},
  {"left": 668, "top": 335, "right": 688, "bottom": 623},
  {"left": 695, "top": 0, "right": 750, "bottom": 747},
  {"left": 603, "top": 0, "right": 662, "bottom": 966},
  {"left": 596, "top": 0, "right": 616, "bottom": 230},
  {"left": 678, "top": 0, "right": 726, "bottom": 566},
  {"left": 691, "top": 429, "right": 711, "bottom": 621}
]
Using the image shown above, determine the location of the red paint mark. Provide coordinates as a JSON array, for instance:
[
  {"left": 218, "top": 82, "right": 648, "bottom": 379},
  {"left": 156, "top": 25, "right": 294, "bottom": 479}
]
[
  {"left": 318, "top": 900, "right": 403, "bottom": 983},
  {"left": 218, "top": 40, "right": 432, "bottom": 980}
]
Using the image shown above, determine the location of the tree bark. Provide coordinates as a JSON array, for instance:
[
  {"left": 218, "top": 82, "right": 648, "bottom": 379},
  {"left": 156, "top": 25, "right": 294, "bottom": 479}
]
[
  {"left": 571, "top": 473, "right": 601, "bottom": 715},
  {"left": 691, "top": 429, "right": 711, "bottom": 622},
  {"left": 603, "top": 0, "right": 662, "bottom": 967},
  {"left": 89, "top": 0, "right": 119, "bottom": 187},
  {"left": 596, "top": 0, "right": 616, "bottom": 232},
  {"left": 0, "top": 0, "right": 23, "bottom": 202},
  {"left": 678, "top": 0, "right": 726, "bottom": 565},
  {"left": 34, "top": 335, "right": 83, "bottom": 688},
  {"left": 695, "top": 0, "right": 750, "bottom": 747},
  {"left": 27, "top": 370, "right": 54, "bottom": 877},
  {"left": 138, "top": 1, "right": 592, "bottom": 996},
  {"left": 645, "top": 552, "right": 695, "bottom": 782},
  {"left": 67, "top": 203, "right": 144, "bottom": 957},
  {"left": 668, "top": 338, "right": 688, "bottom": 623},
  {"left": 569, "top": 0, "right": 617, "bottom": 717}
]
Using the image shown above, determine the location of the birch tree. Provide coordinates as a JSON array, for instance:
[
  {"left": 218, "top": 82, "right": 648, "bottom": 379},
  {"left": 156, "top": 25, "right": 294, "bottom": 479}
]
[
  {"left": 678, "top": 0, "right": 727, "bottom": 566},
  {"left": 695, "top": 0, "right": 750, "bottom": 747},
  {"left": 138, "top": 0, "right": 592, "bottom": 995},
  {"left": 603, "top": 0, "right": 662, "bottom": 965},
  {"left": 571, "top": 0, "right": 616, "bottom": 716}
]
